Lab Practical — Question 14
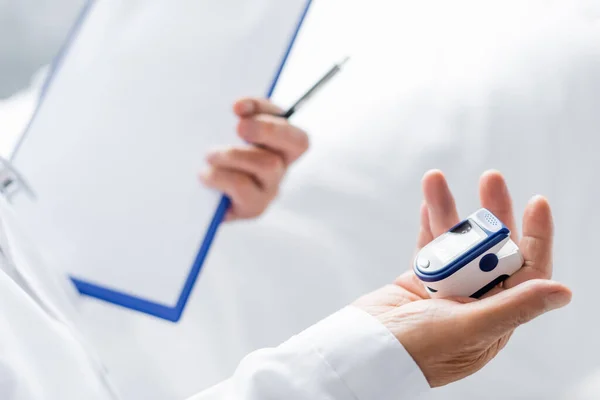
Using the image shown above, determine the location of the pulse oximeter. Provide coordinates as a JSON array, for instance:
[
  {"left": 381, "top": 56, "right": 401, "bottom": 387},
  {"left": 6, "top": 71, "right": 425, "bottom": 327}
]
[{"left": 413, "top": 208, "right": 523, "bottom": 299}]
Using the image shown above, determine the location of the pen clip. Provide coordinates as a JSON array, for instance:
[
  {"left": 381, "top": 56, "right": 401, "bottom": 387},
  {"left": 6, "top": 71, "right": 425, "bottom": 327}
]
[{"left": 0, "top": 156, "right": 36, "bottom": 202}]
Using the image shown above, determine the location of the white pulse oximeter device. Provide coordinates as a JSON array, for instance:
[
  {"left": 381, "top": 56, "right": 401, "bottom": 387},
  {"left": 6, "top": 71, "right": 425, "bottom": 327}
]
[{"left": 413, "top": 208, "right": 524, "bottom": 299}]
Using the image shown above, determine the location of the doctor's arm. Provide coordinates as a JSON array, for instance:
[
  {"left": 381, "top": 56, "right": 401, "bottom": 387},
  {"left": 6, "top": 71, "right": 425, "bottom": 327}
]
[{"left": 189, "top": 170, "right": 571, "bottom": 399}]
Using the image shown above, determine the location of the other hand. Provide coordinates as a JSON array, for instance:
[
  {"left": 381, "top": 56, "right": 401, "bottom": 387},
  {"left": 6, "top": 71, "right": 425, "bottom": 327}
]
[{"left": 200, "top": 98, "right": 309, "bottom": 221}]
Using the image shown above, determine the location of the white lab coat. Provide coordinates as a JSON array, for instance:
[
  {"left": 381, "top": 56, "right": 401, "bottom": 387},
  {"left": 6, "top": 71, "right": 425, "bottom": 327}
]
[
  {"left": 0, "top": 202, "right": 120, "bottom": 399},
  {"left": 0, "top": 197, "right": 429, "bottom": 400}
]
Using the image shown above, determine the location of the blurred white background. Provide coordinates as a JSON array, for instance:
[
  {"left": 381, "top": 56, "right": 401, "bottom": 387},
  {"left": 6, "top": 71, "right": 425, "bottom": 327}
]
[
  {"left": 0, "top": 0, "right": 83, "bottom": 98},
  {"left": 2, "top": 1, "right": 600, "bottom": 400},
  {"left": 0, "top": 0, "right": 83, "bottom": 156},
  {"left": 0, "top": 68, "right": 45, "bottom": 156}
]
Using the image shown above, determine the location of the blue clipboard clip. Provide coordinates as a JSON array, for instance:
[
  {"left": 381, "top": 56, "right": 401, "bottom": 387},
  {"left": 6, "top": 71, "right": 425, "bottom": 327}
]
[{"left": 22, "top": 0, "right": 316, "bottom": 322}]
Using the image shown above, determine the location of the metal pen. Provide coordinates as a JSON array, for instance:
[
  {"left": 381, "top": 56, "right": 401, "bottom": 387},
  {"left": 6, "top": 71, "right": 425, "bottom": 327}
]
[{"left": 281, "top": 56, "right": 350, "bottom": 119}]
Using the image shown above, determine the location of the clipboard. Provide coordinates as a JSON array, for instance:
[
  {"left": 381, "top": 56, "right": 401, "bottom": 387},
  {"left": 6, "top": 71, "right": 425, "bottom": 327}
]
[{"left": 1, "top": 0, "right": 313, "bottom": 322}]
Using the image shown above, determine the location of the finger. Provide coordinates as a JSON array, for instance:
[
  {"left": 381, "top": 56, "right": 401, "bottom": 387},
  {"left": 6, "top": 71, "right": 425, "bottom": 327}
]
[
  {"left": 422, "top": 170, "right": 460, "bottom": 237},
  {"left": 206, "top": 146, "right": 285, "bottom": 191},
  {"left": 464, "top": 279, "right": 571, "bottom": 338},
  {"left": 416, "top": 200, "right": 434, "bottom": 250},
  {"left": 233, "top": 97, "right": 284, "bottom": 117},
  {"left": 394, "top": 271, "right": 431, "bottom": 300},
  {"left": 199, "top": 168, "right": 270, "bottom": 219},
  {"left": 237, "top": 114, "right": 309, "bottom": 165},
  {"left": 504, "top": 195, "right": 554, "bottom": 288},
  {"left": 479, "top": 170, "right": 519, "bottom": 242}
]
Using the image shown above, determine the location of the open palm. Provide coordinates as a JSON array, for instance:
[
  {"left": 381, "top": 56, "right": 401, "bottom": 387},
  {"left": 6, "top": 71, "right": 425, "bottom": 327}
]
[{"left": 353, "top": 170, "right": 571, "bottom": 387}]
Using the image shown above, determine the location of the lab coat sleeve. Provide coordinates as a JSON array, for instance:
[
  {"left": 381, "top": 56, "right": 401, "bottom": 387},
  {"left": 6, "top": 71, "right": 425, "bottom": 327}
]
[{"left": 187, "top": 305, "right": 430, "bottom": 400}]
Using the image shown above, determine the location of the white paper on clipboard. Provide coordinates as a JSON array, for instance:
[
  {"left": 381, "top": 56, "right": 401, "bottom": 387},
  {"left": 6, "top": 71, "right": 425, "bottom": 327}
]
[{"left": 5, "top": 0, "right": 311, "bottom": 318}]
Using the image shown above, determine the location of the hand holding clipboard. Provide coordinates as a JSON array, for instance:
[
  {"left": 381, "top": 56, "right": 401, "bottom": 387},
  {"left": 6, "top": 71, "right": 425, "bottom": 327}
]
[{"left": 201, "top": 57, "right": 350, "bottom": 221}]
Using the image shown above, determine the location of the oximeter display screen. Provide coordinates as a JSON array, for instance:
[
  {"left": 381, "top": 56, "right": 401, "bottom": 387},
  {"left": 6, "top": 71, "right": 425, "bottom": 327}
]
[{"left": 432, "top": 224, "right": 484, "bottom": 263}]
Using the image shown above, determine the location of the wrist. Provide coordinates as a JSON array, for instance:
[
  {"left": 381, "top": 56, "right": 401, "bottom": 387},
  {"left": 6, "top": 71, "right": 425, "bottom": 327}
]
[{"left": 357, "top": 305, "right": 436, "bottom": 387}]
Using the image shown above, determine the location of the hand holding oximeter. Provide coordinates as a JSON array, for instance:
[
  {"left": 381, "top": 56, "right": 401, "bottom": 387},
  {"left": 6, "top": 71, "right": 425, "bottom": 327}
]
[{"left": 414, "top": 208, "right": 524, "bottom": 299}]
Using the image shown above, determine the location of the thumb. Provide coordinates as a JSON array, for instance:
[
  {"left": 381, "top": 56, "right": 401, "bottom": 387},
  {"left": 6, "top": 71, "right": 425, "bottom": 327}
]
[{"left": 465, "top": 279, "right": 572, "bottom": 337}]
